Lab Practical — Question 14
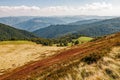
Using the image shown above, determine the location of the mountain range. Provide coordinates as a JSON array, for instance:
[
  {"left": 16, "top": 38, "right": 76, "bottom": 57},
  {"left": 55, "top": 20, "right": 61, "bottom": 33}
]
[
  {"left": 0, "top": 16, "right": 119, "bottom": 39},
  {"left": 68, "top": 19, "right": 101, "bottom": 25},
  {"left": 13, "top": 17, "right": 66, "bottom": 31},
  {"left": 33, "top": 17, "right": 120, "bottom": 38},
  {"left": 0, "top": 16, "right": 114, "bottom": 32}
]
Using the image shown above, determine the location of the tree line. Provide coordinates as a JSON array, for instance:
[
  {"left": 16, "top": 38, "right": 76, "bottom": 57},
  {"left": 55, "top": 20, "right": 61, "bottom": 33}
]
[{"left": 0, "top": 32, "right": 86, "bottom": 47}]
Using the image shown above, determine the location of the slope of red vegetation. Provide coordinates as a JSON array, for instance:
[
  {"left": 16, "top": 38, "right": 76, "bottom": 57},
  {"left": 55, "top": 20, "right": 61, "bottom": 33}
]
[{"left": 0, "top": 32, "right": 120, "bottom": 80}]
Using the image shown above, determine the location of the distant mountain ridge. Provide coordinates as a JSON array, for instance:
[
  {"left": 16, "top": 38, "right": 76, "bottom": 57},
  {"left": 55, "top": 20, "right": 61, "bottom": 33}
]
[
  {"left": 76, "top": 17, "right": 120, "bottom": 37},
  {"left": 13, "top": 17, "right": 66, "bottom": 31},
  {"left": 0, "top": 16, "right": 34, "bottom": 26},
  {"left": 33, "top": 17, "right": 120, "bottom": 38},
  {"left": 0, "top": 16, "right": 115, "bottom": 32},
  {"left": 68, "top": 19, "right": 101, "bottom": 25}
]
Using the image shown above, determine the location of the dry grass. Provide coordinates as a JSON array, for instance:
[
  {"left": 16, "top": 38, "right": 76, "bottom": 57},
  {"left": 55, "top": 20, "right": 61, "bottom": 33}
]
[
  {"left": 41, "top": 47, "right": 120, "bottom": 80},
  {"left": 0, "top": 41, "right": 65, "bottom": 75},
  {"left": 0, "top": 33, "right": 120, "bottom": 80}
]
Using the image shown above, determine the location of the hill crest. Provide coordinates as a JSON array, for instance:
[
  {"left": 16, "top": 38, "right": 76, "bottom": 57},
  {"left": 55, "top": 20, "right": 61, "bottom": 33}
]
[{"left": 0, "top": 23, "right": 36, "bottom": 40}]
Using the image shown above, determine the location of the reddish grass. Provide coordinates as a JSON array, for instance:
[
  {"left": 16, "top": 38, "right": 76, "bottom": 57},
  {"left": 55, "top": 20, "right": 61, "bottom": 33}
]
[{"left": 0, "top": 32, "right": 120, "bottom": 80}]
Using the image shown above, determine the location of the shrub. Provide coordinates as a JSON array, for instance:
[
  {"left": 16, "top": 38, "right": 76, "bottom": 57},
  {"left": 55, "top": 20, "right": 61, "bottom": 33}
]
[
  {"left": 81, "top": 52, "right": 106, "bottom": 64},
  {"left": 115, "top": 53, "right": 120, "bottom": 58},
  {"left": 74, "top": 40, "right": 79, "bottom": 45},
  {"left": 105, "top": 68, "right": 118, "bottom": 79},
  {"left": 81, "top": 69, "right": 93, "bottom": 79}
]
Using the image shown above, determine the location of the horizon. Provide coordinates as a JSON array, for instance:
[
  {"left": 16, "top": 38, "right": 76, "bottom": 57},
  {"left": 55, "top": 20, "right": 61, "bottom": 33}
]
[
  {"left": 0, "top": 0, "right": 120, "bottom": 17},
  {"left": 0, "top": 15, "right": 118, "bottom": 18}
]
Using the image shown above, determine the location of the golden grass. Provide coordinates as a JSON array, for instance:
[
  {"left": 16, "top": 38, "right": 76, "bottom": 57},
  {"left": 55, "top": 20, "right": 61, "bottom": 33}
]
[
  {"left": 0, "top": 41, "right": 65, "bottom": 75},
  {"left": 0, "top": 41, "right": 35, "bottom": 45},
  {"left": 0, "top": 33, "right": 120, "bottom": 80}
]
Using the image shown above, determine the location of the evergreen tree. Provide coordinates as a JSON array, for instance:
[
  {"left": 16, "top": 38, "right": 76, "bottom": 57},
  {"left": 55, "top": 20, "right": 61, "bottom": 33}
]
[{"left": 74, "top": 40, "right": 79, "bottom": 45}]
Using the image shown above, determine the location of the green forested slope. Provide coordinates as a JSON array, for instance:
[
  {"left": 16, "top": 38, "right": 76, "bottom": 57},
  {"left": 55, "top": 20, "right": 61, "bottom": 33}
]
[
  {"left": 0, "top": 23, "right": 36, "bottom": 40},
  {"left": 33, "top": 17, "right": 120, "bottom": 38}
]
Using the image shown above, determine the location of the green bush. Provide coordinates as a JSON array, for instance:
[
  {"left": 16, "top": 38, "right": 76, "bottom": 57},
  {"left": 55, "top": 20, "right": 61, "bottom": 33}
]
[{"left": 81, "top": 52, "right": 106, "bottom": 64}]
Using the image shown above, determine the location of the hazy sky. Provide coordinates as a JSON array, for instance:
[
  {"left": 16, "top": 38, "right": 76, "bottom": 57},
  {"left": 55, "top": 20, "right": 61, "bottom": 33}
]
[{"left": 0, "top": 0, "right": 120, "bottom": 17}]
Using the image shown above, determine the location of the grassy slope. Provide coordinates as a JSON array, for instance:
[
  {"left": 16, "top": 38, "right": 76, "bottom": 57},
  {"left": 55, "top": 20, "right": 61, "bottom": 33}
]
[
  {"left": 0, "top": 32, "right": 120, "bottom": 80},
  {"left": 0, "top": 41, "right": 35, "bottom": 45},
  {"left": 73, "top": 37, "right": 93, "bottom": 42},
  {"left": 0, "top": 41, "right": 65, "bottom": 76},
  {"left": 52, "top": 36, "right": 93, "bottom": 46},
  {"left": 68, "top": 36, "right": 93, "bottom": 46}
]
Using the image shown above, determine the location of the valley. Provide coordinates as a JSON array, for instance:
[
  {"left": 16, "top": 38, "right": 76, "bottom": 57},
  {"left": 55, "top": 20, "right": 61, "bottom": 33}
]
[{"left": 0, "top": 16, "right": 120, "bottom": 80}]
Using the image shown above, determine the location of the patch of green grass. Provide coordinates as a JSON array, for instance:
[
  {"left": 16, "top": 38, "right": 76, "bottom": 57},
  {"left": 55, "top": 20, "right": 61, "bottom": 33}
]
[
  {"left": 74, "top": 37, "right": 93, "bottom": 43},
  {"left": 67, "top": 37, "right": 93, "bottom": 46},
  {"left": 47, "top": 36, "right": 93, "bottom": 47},
  {"left": 66, "top": 37, "right": 93, "bottom": 46},
  {"left": 0, "top": 41, "right": 35, "bottom": 45},
  {"left": 68, "top": 43, "right": 73, "bottom": 46}
]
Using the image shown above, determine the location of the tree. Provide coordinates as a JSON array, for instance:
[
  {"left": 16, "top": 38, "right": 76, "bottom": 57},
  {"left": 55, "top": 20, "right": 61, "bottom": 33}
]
[
  {"left": 74, "top": 40, "right": 79, "bottom": 45},
  {"left": 63, "top": 42, "right": 68, "bottom": 46}
]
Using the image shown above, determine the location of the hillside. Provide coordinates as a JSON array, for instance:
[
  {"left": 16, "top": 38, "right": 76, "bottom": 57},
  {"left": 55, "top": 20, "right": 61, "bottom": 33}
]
[
  {"left": 0, "top": 41, "right": 65, "bottom": 76},
  {"left": 0, "top": 32, "right": 120, "bottom": 80},
  {"left": 33, "top": 17, "right": 120, "bottom": 38},
  {"left": 76, "top": 17, "right": 120, "bottom": 37},
  {"left": 33, "top": 24, "right": 83, "bottom": 38},
  {"left": 0, "top": 23, "right": 36, "bottom": 40}
]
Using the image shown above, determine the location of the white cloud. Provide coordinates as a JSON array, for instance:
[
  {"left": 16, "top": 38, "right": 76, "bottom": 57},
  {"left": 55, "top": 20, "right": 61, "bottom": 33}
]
[{"left": 0, "top": 2, "right": 119, "bottom": 17}]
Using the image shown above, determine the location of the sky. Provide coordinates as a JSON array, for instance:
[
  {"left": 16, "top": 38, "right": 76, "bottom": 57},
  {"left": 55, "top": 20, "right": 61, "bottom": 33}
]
[{"left": 0, "top": 0, "right": 120, "bottom": 17}]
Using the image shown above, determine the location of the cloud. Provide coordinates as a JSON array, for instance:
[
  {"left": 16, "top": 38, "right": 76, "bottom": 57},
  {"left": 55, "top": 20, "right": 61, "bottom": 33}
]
[{"left": 0, "top": 2, "right": 118, "bottom": 17}]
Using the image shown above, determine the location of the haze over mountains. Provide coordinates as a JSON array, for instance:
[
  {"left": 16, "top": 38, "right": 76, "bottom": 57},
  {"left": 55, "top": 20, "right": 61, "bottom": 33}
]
[
  {"left": 0, "top": 15, "right": 120, "bottom": 40},
  {"left": 0, "top": 16, "right": 66, "bottom": 31},
  {"left": 68, "top": 19, "right": 101, "bottom": 25},
  {"left": 0, "top": 16, "right": 34, "bottom": 26},
  {"left": 0, "top": 16, "right": 115, "bottom": 32},
  {"left": 13, "top": 17, "right": 66, "bottom": 32}
]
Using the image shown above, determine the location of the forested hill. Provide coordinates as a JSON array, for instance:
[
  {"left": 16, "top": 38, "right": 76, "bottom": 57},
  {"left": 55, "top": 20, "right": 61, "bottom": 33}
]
[
  {"left": 76, "top": 17, "right": 120, "bottom": 37},
  {"left": 33, "top": 17, "right": 120, "bottom": 38},
  {"left": 0, "top": 23, "right": 36, "bottom": 40}
]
